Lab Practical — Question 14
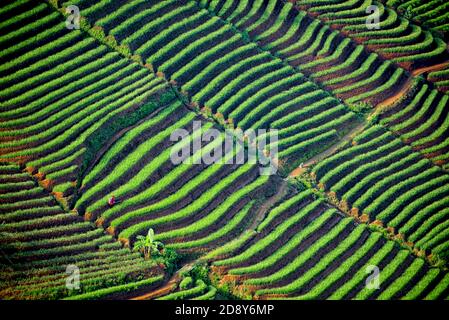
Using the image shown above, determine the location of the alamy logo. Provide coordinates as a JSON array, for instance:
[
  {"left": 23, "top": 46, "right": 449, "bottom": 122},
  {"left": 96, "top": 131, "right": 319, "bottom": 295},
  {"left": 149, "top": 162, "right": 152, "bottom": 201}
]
[
  {"left": 65, "top": 5, "right": 80, "bottom": 30},
  {"left": 66, "top": 264, "right": 80, "bottom": 290},
  {"left": 366, "top": 5, "right": 380, "bottom": 30},
  {"left": 170, "top": 121, "right": 278, "bottom": 175},
  {"left": 365, "top": 265, "right": 380, "bottom": 290}
]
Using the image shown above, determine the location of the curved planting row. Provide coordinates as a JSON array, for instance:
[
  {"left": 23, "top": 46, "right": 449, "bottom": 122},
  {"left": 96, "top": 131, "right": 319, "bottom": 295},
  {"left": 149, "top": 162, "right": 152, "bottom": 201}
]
[
  {"left": 428, "top": 66, "right": 449, "bottom": 93},
  {"left": 209, "top": 188, "right": 449, "bottom": 299},
  {"left": 74, "top": 100, "right": 274, "bottom": 253},
  {"left": 311, "top": 125, "right": 449, "bottom": 261},
  {"left": 0, "top": 1, "right": 168, "bottom": 198},
  {"left": 379, "top": 82, "right": 449, "bottom": 168},
  {"left": 197, "top": 0, "right": 407, "bottom": 106},
  {"left": 60, "top": 0, "right": 360, "bottom": 171},
  {"left": 385, "top": 0, "right": 449, "bottom": 37},
  {"left": 296, "top": 0, "right": 449, "bottom": 72},
  {"left": 156, "top": 277, "right": 217, "bottom": 300},
  {"left": 195, "top": 0, "right": 448, "bottom": 174},
  {"left": 0, "top": 163, "right": 163, "bottom": 300}
]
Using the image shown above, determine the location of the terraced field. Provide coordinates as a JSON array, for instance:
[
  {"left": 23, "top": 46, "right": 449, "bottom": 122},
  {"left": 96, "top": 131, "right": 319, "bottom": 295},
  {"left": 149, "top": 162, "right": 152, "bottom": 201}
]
[
  {"left": 210, "top": 187, "right": 449, "bottom": 299},
  {"left": 0, "top": 163, "right": 164, "bottom": 300},
  {"left": 1, "top": 0, "right": 449, "bottom": 300}
]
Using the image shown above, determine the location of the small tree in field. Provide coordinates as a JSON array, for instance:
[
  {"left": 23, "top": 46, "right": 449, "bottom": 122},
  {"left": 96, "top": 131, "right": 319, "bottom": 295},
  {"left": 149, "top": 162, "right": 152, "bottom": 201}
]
[{"left": 133, "top": 228, "right": 164, "bottom": 260}]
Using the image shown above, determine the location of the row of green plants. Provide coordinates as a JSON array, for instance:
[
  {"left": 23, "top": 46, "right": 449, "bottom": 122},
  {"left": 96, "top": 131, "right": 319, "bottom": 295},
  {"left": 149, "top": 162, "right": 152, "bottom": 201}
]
[
  {"left": 291, "top": 232, "right": 384, "bottom": 299},
  {"left": 117, "top": 166, "right": 262, "bottom": 240},
  {"left": 207, "top": 0, "right": 408, "bottom": 108},
  {"left": 311, "top": 126, "right": 449, "bottom": 261},
  {"left": 254, "top": 222, "right": 365, "bottom": 295},
  {"left": 298, "top": 0, "right": 447, "bottom": 69},
  {"left": 230, "top": 209, "right": 336, "bottom": 276},
  {"left": 0, "top": 164, "right": 165, "bottom": 300},
  {"left": 63, "top": 0, "right": 361, "bottom": 176}
]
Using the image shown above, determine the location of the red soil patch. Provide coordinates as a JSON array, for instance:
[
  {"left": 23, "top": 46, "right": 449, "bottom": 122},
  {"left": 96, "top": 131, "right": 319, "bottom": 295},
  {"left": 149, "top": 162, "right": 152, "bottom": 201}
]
[
  {"left": 130, "top": 278, "right": 178, "bottom": 300},
  {"left": 289, "top": 166, "right": 307, "bottom": 178},
  {"left": 84, "top": 211, "right": 93, "bottom": 221},
  {"left": 144, "top": 63, "right": 154, "bottom": 72},
  {"left": 106, "top": 225, "right": 116, "bottom": 236},
  {"left": 370, "top": 220, "right": 384, "bottom": 228},
  {"left": 118, "top": 237, "right": 130, "bottom": 248},
  {"left": 376, "top": 77, "right": 413, "bottom": 110},
  {"left": 350, "top": 207, "right": 359, "bottom": 218},
  {"left": 40, "top": 178, "right": 54, "bottom": 190},
  {"left": 412, "top": 61, "right": 449, "bottom": 77}
]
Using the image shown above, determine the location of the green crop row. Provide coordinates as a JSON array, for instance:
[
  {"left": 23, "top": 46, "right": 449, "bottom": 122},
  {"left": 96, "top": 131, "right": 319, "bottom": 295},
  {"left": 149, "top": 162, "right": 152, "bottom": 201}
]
[
  {"left": 313, "top": 129, "right": 392, "bottom": 180},
  {"left": 66, "top": 276, "right": 163, "bottom": 300},
  {"left": 257, "top": 190, "right": 314, "bottom": 231},
  {"left": 299, "top": 38, "right": 351, "bottom": 71},
  {"left": 238, "top": 82, "right": 318, "bottom": 130},
  {"left": 346, "top": 68, "right": 404, "bottom": 104},
  {"left": 1, "top": 48, "right": 115, "bottom": 111},
  {"left": 229, "top": 73, "right": 305, "bottom": 123},
  {"left": 0, "top": 60, "right": 141, "bottom": 129},
  {"left": 329, "top": 241, "right": 395, "bottom": 300},
  {"left": 98, "top": 129, "right": 232, "bottom": 223},
  {"left": 182, "top": 42, "right": 257, "bottom": 95},
  {"left": 386, "top": 179, "right": 449, "bottom": 228},
  {"left": 157, "top": 280, "right": 208, "bottom": 300},
  {"left": 137, "top": 10, "right": 210, "bottom": 59},
  {"left": 278, "top": 20, "right": 321, "bottom": 56},
  {"left": 0, "top": 30, "right": 87, "bottom": 84},
  {"left": 286, "top": 25, "right": 330, "bottom": 62},
  {"left": 278, "top": 114, "right": 354, "bottom": 158},
  {"left": 311, "top": 46, "right": 364, "bottom": 79},
  {"left": 262, "top": 11, "right": 306, "bottom": 50},
  {"left": 116, "top": 163, "right": 256, "bottom": 238},
  {"left": 321, "top": 138, "right": 403, "bottom": 189},
  {"left": 294, "top": 232, "right": 383, "bottom": 300},
  {"left": 352, "top": 158, "right": 432, "bottom": 212},
  {"left": 123, "top": 171, "right": 266, "bottom": 242},
  {"left": 215, "top": 200, "right": 323, "bottom": 267},
  {"left": 407, "top": 198, "right": 449, "bottom": 244},
  {"left": 377, "top": 258, "right": 425, "bottom": 300},
  {"left": 255, "top": 224, "right": 366, "bottom": 295},
  {"left": 4, "top": 77, "right": 164, "bottom": 162},
  {"left": 354, "top": 250, "right": 409, "bottom": 299},
  {"left": 245, "top": 218, "right": 354, "bottom": 287},
  {"left": 364, "top": 166, "right": 443, "bottom": 219},
  {"left": 403, "top": 94, "right": 448, "bottom": 141},
  {"left": 254, "top": 1, "right": 294, "bottom": 42},
  {"left": 1, "top": 206, "right": 62, "bottom": 223},
  {"left": 331, "top": 145, "right": 411, "bottom": 196},
  {"left": 230, "top": 209, "right": 335, "bottom": 276},
  {"left": 77, "top": 108, "right": 194, "bottom": 211},
  {"left": 380, "top": 84, "right": 428, "bottom": 125},
  {"left": 402, "top": 269, "right": 440, "bottom": 300},
  {"left": 25, "top": 79, "right": 166, "bottom": 171},
  {"left": 205, "top": 60, "right": 284, "bottom": 113},
  {"left": 169, "top": 202, "right": 253, "bottom": 250},
  {"left": 323, "top": 54, "right": 377, "bottom": 87},
  {"left": 251, "top": 90, "right": 329, "bottom": 131}
]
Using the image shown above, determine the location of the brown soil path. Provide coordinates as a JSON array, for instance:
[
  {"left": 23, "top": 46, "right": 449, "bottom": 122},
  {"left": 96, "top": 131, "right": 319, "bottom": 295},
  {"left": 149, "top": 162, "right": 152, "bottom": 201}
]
[
  {"left": 376, "top": 77, "right": 413, "bottom": 111},
  {"left": 412, "top": 61, "right": 449, "bottom": 77},
  {"left": 248, "top": 179, "right": 289, "bottom": 230},
  {"left": 289, "top": 122, "right": 367, "bottom": 178},
  {"left": 130, "top": 262, "right": 195, "bottom": 300},
  {"left": 129, "top": 180, "right": 289, "bottom": 300}
]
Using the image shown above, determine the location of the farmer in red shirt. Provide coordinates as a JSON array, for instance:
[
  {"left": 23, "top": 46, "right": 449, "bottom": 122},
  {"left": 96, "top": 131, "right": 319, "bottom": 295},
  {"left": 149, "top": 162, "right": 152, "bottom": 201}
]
[{"left": 108, "top": 195, "right": 116, "bottom": 207}]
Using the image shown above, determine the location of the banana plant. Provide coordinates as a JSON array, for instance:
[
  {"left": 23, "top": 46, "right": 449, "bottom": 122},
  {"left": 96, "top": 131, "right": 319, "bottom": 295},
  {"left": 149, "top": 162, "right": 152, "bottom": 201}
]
[{"left": 133, "top": 228, "right": 164, "bottom": 260}]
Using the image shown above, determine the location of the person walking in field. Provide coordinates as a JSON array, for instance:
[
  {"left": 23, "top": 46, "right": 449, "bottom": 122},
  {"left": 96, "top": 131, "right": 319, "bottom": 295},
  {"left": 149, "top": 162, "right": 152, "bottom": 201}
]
[
  {"left": 107, "top": 195, "right": 122, "bottom": 207},
  {"left": 108, "top": 195, "right": 116, "bottom": 207}
]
